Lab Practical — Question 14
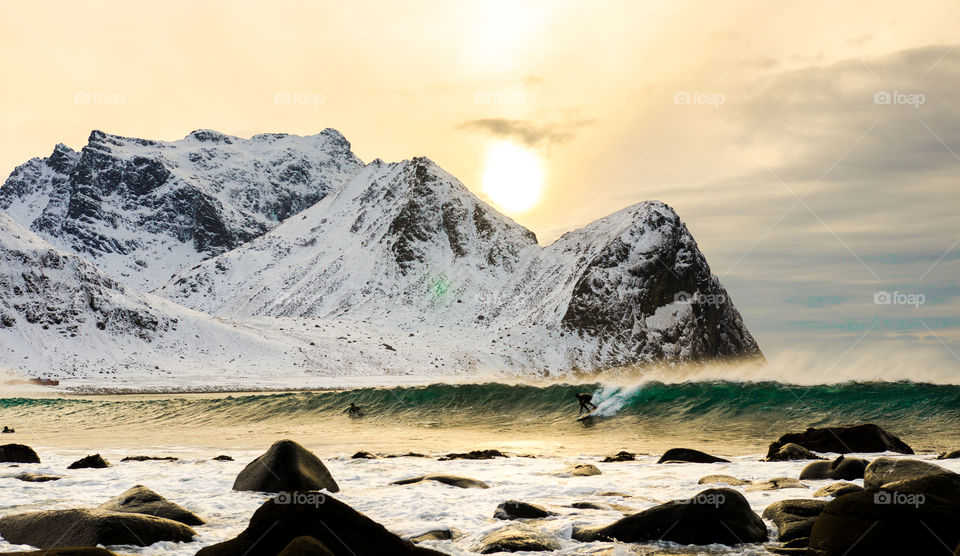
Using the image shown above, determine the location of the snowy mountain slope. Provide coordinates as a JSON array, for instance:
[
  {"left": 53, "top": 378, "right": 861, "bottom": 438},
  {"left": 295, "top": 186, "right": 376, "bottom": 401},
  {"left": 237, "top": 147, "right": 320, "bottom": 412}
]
[
  {"left": 0, "top": 210, "right": 538, "bottom": 389},
  {"left": 0, "top": 129, "right": 364, "bottom": 290},
  {"left": 157, "top": 157, "right": 762, "bottom": 369}
]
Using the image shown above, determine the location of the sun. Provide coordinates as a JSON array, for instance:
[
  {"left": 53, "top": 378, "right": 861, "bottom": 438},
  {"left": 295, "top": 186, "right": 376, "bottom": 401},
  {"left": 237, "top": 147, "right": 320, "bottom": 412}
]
[{"left": 481, "top": 142, "right": 544, "bottom": 213}]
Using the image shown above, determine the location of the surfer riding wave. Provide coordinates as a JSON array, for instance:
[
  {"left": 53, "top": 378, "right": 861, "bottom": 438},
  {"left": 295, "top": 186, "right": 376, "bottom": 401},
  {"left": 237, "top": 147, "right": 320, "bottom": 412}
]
[{"left": 575, "top": 393, "right": 598, "bottom": 415}]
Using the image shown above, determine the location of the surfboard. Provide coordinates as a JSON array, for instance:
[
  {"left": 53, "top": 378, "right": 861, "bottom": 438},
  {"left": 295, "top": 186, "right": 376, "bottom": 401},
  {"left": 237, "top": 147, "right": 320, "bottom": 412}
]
[{"left": 576, "top": 408, "right": 600, "bottom": 421}]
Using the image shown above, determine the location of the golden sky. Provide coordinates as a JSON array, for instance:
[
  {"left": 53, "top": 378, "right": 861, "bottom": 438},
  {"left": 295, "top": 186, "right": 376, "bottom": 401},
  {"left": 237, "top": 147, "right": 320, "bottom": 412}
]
[{"left": 2, "top": 0, "right": 959, "bottom": 363}]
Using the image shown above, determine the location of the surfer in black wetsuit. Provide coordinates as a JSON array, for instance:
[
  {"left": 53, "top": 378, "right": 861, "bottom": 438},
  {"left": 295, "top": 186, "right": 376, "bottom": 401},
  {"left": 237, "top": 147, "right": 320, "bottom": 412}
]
[
  {"left": 346, "top": 402, "right": 364, "bottom": 418},
  {"left": 576, "top": 393, "right": 597, "bottom": 415}
]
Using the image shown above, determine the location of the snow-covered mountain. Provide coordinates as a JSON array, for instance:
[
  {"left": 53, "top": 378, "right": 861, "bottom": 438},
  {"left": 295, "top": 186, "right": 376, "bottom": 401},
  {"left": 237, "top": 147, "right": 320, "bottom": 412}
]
[
  {"left": 158, "top": 157, "right": 761, "bottom": 369},
  {"left": 0, "top": 129, "right": 363, "bottom": 290}
]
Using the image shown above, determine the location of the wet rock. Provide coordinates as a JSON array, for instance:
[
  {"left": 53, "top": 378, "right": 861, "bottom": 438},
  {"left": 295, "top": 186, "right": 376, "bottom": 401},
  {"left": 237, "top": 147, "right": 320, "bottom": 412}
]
[
  {"left": 68, "top": 454, "right": 110, "bottom": 469},
  {"left": 558, "top": 463, "right": 601, "bottom": 476},
  {"left": 762, "top": 499, "right": 828, "bottom": 542},
  {"left": 0, "top": 508, "right": 194, "bottom": 549},
  {"left": 0, "top": 444, "right": 40, "bottom": 463},
  {"left": 15, "top": 473, "right": 61, "bottom": 482},
  {"left": 573, "top": 488, "right": 766, "bottom": 545},
  {"left": 863, "top": 457, "right": 955, "bottom": 490},
  {"left": 212, "top": 455, "right": 233, "bottom": 461},
  {"left": 97, "top": 485, "right": 204, "bottom": 526},
  {"left": 766, "top": 424, "right": 913, "bottom": 459},
  {"left": 233, "top": 439, "right": 339, "bottom": 494},
  {"left": 808, "top": 490, "right": 960, "bottom": 555},
  {"left": 746, "top": 477, "right": 807, "bottom": 491},
  {"left": 766, "top": 442, "right": 826, "bottom": 461},
  {"left": 351, "top": 451, "right": 377, "bottom": 459},
  {"left": 1, "top": 549, "right": 119, "bottom": 556},
  {"left": 391, "top": 474, "right": 489, "bottom": 489},
  {"left": 656, "top": 448, "right": 729, "bottom": 464},
  {"left": 195, "top": 496, "right": 442, "bottom": 555},
  {"left": 494, "top": 500, "right": 553, "bottom": 519},
  {"left": 121, "top": 455, "right": 179, "bottom": 462},
  {"left": 602, "top": 451, "right": 636, "bottom": 462},
  {"left": 937, "top": 449, "right": 960, "bottom": 460},
  {"left": 438, "top": 449, "right": 507, "bottom": 461},
  {"left": 799, "top": 455, "right": 868, "bottom": 481},
  {"left": 409, "top": 529, "right": 453, "bottom": 543},
  {"left": 813, "top": 482, "right": 864, "bottom": 498},
  {"left": 697, "top": 474, "right": 751, "bottom": 486},
  {"left": 277, "top": 536, "right": 334, "bottom": 555},
  {"left": 477, "top": 523, "right": 560, "bottom": 553}
]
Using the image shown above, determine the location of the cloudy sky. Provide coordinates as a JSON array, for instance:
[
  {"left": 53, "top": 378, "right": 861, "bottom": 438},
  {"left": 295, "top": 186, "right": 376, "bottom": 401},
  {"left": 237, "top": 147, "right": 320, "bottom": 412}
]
[{"left": 1, "top": 1, "right": 957, "bottom": 379}]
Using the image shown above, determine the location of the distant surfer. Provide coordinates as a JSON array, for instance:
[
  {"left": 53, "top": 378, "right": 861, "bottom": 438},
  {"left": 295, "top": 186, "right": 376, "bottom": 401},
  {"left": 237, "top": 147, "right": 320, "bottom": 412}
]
[
  {"left": 346, "top": 402, "right": 365, "bottom": 418},
  {"left": 575, "top": 393, "right": 597, "bottom": 415}
]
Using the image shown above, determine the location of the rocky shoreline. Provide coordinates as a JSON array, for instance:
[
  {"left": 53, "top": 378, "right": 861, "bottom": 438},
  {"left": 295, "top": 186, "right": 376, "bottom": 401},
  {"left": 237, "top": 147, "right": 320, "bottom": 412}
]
[{"left": 2, "top": 424, "right": 960, "bottom": 555}]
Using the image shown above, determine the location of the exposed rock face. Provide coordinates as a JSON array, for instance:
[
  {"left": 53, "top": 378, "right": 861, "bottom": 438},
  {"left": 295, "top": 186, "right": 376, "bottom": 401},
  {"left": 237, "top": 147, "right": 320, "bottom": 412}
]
[
  {"left": 494, "top": 501, "right": 554, "bottom": 520},
  {"left": 195, "top": 496, "right": 443, "bottom": 556},
  {"left": 572, "top": 488, "right": 766, "bottom": 545},
  {"left": 800, "top": 456, "right": 868, "bottom": 481},
  {"left": 157, "top": 157, "right": 762, "bottom": 370},
  {"left": 763, "top": 499, "right": 828, "bottom": 542},
  {"left": 67, "top": 454, "right": 110, "bottom": 469},
  {"left": 233, "top": 440, "right": 339, "bottom": 494},
  {"left": 0, "top": 508, "right": 194, "bottom": 549},
  {"left": 767, "top": 442, "right": 826, "bottom": 461},
  {"left": 0, "top": 444, "right": 40, "bottom": 463},
  {"left": 657, "top": 448, "right": 729, "bottom": 464},
  {"left": 765, "top": 424, "right": 913, "bottom": 459},
  {"left": 477, "top": 524, "right": 560, "bottom": 553},
  {"left": 862, "top": 457, "right": 954, "bottom": 490},
  {"left": 558, "top": 463, "right": 602, "bottom": 477},
  {"left": 0, "top": 130, "right": 364, "bottom": 290},
  {"left": 813, "top": 482, "right": 864, "bottom": 498},
  {"left": 97, "top": 485, "right": 204, "bottom": 526}
]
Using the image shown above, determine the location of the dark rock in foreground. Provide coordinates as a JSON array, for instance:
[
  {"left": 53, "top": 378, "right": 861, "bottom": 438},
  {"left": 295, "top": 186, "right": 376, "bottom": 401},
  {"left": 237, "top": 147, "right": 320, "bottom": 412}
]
[
  {"left": 277, "top": 536, "right": 335, "bottom": 555},
  {"left": 808, "top": 490, "right": 960, "bottom": 555},
  {"left": 0, "top": 444, "right": 40, "bottom": 463},
  {"left": 2, "top": 549, "right": 119, "bottom": 556},
  {"left": 799, "top": 456, "right": 868, "bottom": 481},
  {"left": 477, "top": 523, "right": 560, "bottom": 553},
  {"left": 0, "top": 508, "right": 194, "bottom": 549},
  {"left": 863, "top": 457, "right": 954, "bottom": 490},
  {"left": 937, "top": 449, "right": 960, "bottom": 460},
  {"left": 409, "top": 529, "right": 452, "bottom": 543},
  {"left": 657, "top": 448, "right": 729, "bottom": 464},
  {"left": 98, "top": 485, "right": 204, "bottom": 526},
  {"left": 438, "top": 449, "right": 507, "bottom": 461},
  {"left": 602, "top": 451, "right": 636, "bottom": 462},
  {"left": 572, "top": 488, "right": 766, "bottom": 545},
  {"left": 762, "top": 499, "right": 828, "bottom": 543},
  {"left": 233, "top": 439, "right": 339, "bottom": 494},
  {"left": 494, "top": 500, "right": 554, "bottom": 520},
  {"left": 766, "top": 442, "right": 826, "bottom": 461},
  {"left": 15, "top": 472, "right": 61, "bottom": 482},
  {"left": 195, "top": 496, "right": 443, "bottom": 556},
  {"left": 391, "top": 474, "right": 489, "bottom": 489},
  {"left": 68, "top": 454, "right": 110, "bottom": 469},
  {"left": 766, "top": 424, "right": 913, "bottom": 459}
]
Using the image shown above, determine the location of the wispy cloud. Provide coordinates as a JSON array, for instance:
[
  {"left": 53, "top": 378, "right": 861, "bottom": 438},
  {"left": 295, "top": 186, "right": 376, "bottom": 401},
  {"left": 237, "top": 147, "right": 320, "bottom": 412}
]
[{"left": 458, "top": 117, "right": 591, "bottom": 149}]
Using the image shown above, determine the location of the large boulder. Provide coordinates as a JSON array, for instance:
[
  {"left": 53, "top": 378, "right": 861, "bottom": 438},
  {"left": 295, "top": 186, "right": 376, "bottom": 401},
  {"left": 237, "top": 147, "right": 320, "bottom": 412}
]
[
  {"left": 68, "top": 454, "right": 110, "bottom": 469},
  {"left": 97, "top": 485, "right": 204, "bottom": 525},
  {"left": 0, "top": 444, "right": 40, "bottom": 463},
  {"left": 195, "top": 496, "right": 443, "bottom": 556},
  {"left": 277, "top": 536, "right": 335, "bottom": 555},
  {"left": 863, "top": 457, "right": 954, "bottom": 490},
  {"left": 937, "top": 449, "right": 960, "bottom": 460},
  {"left": 808, "top": 490, "right": 960, "bottom": 555},
  {"left": 477, "top": 523, "right": 560, "bottom": 553},
  {"left": 494, "top": 500, "right": 553, "bottom": 520},
  {"left": 572, "top": 488, "right": 766, "bottom": 545},
  {"left": 233, "top": 440, "right": 339, "bottom": 494},
  {"left": 656, "top": 448, "right": 729, "bottom": 464},
  {"left": 391, "top": 474, "right": 489, "bottom": 489},
  {"left": 0, "top": 508, "right": 194, "bottom": 549},
  {"left": 799, "top": 456, "right": 868, "bottom": 481},
  {"left": 766, "top": 442, "right": 826, "bottom": 461},
  {"left": 762, "top": 499, "right": 828, "bottom": 542},
  {"left": 766, "top": 424, "right": 913, "bottom": 459},
  {"left": 813, "top": 482, "right": 864, "bottom": 498}
]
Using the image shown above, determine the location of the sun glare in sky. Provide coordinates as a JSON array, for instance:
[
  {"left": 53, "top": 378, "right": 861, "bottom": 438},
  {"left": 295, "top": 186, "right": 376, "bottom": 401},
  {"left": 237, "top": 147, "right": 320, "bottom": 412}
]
[{"left": 481, "top": 142, "right": 544, "bottom": 213}]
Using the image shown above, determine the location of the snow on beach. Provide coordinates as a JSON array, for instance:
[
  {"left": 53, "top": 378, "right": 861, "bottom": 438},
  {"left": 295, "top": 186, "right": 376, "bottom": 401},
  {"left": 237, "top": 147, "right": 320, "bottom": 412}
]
[{"left": 3, "top": 447, "right": 958, "bottom": 554}]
